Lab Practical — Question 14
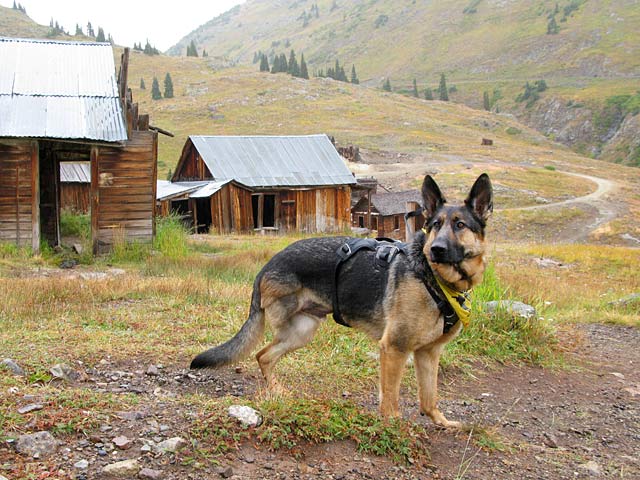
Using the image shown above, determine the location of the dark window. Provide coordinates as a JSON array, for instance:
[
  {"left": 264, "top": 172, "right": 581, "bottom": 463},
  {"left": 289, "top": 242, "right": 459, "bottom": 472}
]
[
  {"left": 358, "top": 215, "right": 365, "bottom": 228},
  {"left": 263, "top": 194, "right": 276, "bottom": 228},
  {"left": 394, "top": 215, "right": 400, "bottom": 230}
]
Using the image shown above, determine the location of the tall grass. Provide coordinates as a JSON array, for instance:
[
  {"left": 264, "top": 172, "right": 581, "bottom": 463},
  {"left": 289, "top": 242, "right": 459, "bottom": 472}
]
[
  {"left": 443, "top": 264, "right": 559, "bottom": 366},
  {"left": 154, "top": 214, "right": 189, "bottom": 259}
]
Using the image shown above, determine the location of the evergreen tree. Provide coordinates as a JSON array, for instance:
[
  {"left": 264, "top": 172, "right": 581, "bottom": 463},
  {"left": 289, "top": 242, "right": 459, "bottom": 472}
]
[
  {"left": 140, "top": 78, "right": 146, "bottom": 90},
  {"left": 259, "top": 53, "right": 270, "bottom": 72},
  {"left": 547, "top": 16, "right": 559, "bottom": 34},
  {"left": 483, "top": 91, "right": 491, "bottom": 111},
  {"left": 271, "top": 55, "right": 280, "bottom": 73},
  {"left": 383, "top": 78, "right": 392, "bottom": 92},
  {"left": 438, "top": 73, "right": 449, "bottom": 101},
  {"left": 96, "top": 27, "right": 106, "bottom": 42},
  {"left": 288, "top": 49, "right": 300, "bottom": 77},
  {"left": 300, "top": 53, "right": 309, "bottom": 79},
  {"left": 86, "top": 22, "right": 94, "bottom": 38},
  {"left": 12, "top": 1, "right": 17, "bottom": 9},
  {"left": 75, "top": 24, "right": 83, "bottom": 36},
  {"left": 424, "top": 88, "right": 434, "bottom": 100},
  {"left": 166, "top": 169, "right": 173, "bottom": 181},
  {"left": 108, "top": 34, "right": 114, "bottom": 45},
  {"left": 151, "top": 76, "right": 162, "bottom": 100},
  {"left": 202, "top": 49, "right": 208, "bottom": 57},
  {"left": 412, "top": 78, "right": 419, "bottom": 97},
  {"left": 164, "top": 73, "right": 174, "bottom": 99},
  {"left": 187, "top": 40, "right": 199, "bottom": 57},
  {"left": 280, "top": 53, "right": 288, "bottom": 72},
  {"left": 350, "top": 65, "right": 359, "bottom": 84},
  {"left": 144, "top": 40, "right": 159, "bottom": 55}
]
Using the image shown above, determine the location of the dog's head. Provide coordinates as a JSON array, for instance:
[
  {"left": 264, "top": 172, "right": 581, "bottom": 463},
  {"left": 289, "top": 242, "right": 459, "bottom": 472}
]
[{"left": 420, "top": 173, "right": 493, "bottom": 291}]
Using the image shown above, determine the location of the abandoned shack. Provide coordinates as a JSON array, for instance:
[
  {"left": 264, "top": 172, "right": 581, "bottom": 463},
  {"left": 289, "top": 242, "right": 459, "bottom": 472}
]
[
  {"left": 0, "top": 37, "right": 158, "bottom": 253},
  {"left": 351, "top": 190, "right": 425, "bottom": 241},
  {"left": 60, "top": 162, "right": 90, "bottom": 214},
  {"left": 162, "top": 135, "right": 355, "bottom": 234}
]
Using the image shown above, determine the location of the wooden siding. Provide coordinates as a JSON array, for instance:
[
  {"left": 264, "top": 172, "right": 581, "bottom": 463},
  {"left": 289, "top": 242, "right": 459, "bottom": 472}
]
[
  {"left": 174, "top": 142, "right": 212, "bottom": 181},
  {"left": 93, "top": 130, "right": 157, "bottom": 252},
  {"left": 60, "top": 183, "right": 90, "bottom": 214},
  {"left": 0, "top": 141, "right": 37, "bottom": 249},
  {"left": 294, "top": 187, "right": 351, "bottom": 233}
]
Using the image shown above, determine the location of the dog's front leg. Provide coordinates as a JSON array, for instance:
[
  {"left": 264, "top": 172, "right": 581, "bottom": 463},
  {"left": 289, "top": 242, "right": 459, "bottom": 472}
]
[
  {"left": 378, "top": 340, "right": 409, "bottom": 418},
  {"left": 414, "top": 345, "right": 461, "bottom": 428}
]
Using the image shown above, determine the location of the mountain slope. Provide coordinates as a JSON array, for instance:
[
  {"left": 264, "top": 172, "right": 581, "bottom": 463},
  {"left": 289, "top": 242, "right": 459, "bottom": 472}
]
[
  {"left": 171, "top": 0, "right": 640, "bottom": 81},
  {"left": 171, "top": 0, "right": 640, "bottom": 166}
]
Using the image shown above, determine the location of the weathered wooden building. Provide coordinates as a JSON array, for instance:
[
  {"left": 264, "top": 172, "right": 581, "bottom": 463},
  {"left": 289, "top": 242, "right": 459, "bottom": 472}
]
[
  {"left": 161, "top": 135, "right": 355, "bottom": 234},
  {"left": 60, "top": 162, "right": 90, "bottom": 214},
  {"left": 0, "top": 37, "right": 158, "bottom": 253},
  {"left": 351, "top": 190, "right": 424, "bottom": 241}
]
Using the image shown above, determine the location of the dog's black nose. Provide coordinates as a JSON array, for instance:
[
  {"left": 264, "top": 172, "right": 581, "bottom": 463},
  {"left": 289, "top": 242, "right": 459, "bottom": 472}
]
[{"left": 430, "top": 244, "right": 447, "bottom": 262}]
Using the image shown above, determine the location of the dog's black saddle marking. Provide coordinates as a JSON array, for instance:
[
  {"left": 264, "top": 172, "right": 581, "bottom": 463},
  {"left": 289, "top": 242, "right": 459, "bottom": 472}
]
[{"left": 333, "top": 237, "right": 460, "bottom": 333}]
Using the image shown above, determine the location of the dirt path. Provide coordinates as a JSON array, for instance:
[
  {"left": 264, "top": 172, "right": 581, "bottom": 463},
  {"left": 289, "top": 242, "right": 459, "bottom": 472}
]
[{"left": 5, "top": 323, "right": 637, "bottom": 479}]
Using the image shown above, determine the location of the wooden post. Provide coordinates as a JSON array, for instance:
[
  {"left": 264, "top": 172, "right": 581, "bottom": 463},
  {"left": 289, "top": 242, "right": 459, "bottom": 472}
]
[
  {"left": 405, "top": 201, "right": 419, "bottom": 243},
  {"left": 151, "top": 131, "right": 158, "bottom": 238},
  {"left": 16, "top": 165, "right": 20, "bottom": 245},
  {"left": 30, "top": 141, "right": 40, "bottom": 252},
  {"left": 90, "top": 146, "right": 99, "bottom": 254}
]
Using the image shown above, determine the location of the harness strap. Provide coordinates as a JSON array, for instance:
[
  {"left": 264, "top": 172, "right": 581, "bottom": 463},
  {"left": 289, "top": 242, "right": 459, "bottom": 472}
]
[{"left": 333, "top": 238, "right": 407, "bottom": 327}]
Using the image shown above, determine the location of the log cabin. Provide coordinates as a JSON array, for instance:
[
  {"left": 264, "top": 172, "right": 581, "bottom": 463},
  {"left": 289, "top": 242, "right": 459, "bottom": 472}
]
[
  {"left": 160, "top": 135, "right": 356, "bottom": 234},
  {"left": 0, "top": 37, "right": 158, "bottom": 253},
  {"left": 351, "top": 190, "right": 425, "bottom": 241}
]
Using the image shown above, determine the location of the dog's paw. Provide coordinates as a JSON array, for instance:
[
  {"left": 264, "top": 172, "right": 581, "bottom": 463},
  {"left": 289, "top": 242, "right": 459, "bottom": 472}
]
[{"left": 423, "top": 409, "right": 463, "bottom": 429}]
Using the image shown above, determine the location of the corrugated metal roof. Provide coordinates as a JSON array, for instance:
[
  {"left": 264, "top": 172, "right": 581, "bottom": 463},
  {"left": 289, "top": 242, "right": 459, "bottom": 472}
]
[
  {"left": 370, "top": 191, "right": 423, "bottom": 216},
  {"left": 190, "top": 135, "right": 356, "bottom": 188},
  {"left": 156, "top": 180, "right": 207, "bottom": 201},
  {"left": 0, "top": 37, "right": 127, "bottom": 142},
  {"left": 189, "top": 180, "right": 232, "bottom": 198},
  {"left": 60, "top": 162, "right": 90, "bottom": 183}
]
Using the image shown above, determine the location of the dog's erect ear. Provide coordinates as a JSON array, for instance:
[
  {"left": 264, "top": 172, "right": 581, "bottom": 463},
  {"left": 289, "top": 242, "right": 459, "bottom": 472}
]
[
  {"left": 421, "top": 175, "right": 446, "bottom": 220},
  {"left": 465, "top": 173, "right": 493, "bottom": 223}
]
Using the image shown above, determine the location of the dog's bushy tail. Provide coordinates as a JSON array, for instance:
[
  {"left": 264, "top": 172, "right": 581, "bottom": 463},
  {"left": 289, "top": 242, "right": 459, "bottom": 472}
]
[{"left": 190, "top": 276, "right": 265, "bottom": 370}]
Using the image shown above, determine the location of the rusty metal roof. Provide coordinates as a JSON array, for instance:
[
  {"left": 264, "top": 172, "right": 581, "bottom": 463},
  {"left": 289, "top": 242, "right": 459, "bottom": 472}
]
[
  {"left": 0, "top": 37, "right": 127, "bottom": 142},
  {"left": 60, "top": 162, "right": 90, "bottom": 183},
  {"left": 189, "top": 135, "right": 356, "bottom": 188}
]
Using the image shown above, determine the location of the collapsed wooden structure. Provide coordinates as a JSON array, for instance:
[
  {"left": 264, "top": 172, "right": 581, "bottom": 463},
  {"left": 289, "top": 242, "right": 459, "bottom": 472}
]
[
  {"left": 0, "top": 38, "right": 158, "bottom": 253},
  {"left": 158, "top": 135, "right": 355, "bottom": 234},
  {"left": 351, "top": 190, "right": 425, "bottom": 241}
]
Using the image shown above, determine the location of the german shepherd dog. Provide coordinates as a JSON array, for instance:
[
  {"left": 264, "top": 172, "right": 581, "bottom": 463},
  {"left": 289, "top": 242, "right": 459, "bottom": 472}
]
[{"left": 191, "top": 174, "right": 493, "bottom": 428}]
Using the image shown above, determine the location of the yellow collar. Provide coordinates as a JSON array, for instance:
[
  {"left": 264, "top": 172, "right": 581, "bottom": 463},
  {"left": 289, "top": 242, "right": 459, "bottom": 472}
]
[{"left": 436, "top": 277, "right": 471, "bottom": 328}]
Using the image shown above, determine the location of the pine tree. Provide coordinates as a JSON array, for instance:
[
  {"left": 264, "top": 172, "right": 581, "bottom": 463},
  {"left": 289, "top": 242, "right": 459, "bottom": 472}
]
[
  {"left": 288, "top": 50, "right": 300, "bottom": 77},
  {"left": 547, "top": 16, "right": 559, "bottom": 34},
  {"left": 12, "top": 1, "right": 17, "bottom": 9},
  {"left": 96, "top": 27, "right": 106, "bottom": 42},
  {"left": 383, "top": 78, "right": 392, "bottom": 92},
  {"left": 350, "top": 65, "right": 359, "bottom": 84},
  {"left": 424, "top": 88, "right": 433, "bottom": 100},
  {"left": 483, "top": 91, "right": 491, "bottom": 111},
  {"left": 151, "top": 77, "right": 162, "bottom": 100},
  {"left": 202, "top": 49, "right": 208, "bottom": 57},
  {"left": 140, "top": 78, "right": 146, "bottom": 90},
  {"left": 166, "top": 169, "right": 173, "bottom": 181},
  {"left": 187, "top": 40, "right": 198, "bottom": 57},
  {"left": 75, "top": 24, "right": 83, "bottom": 36},
  {"left": 86, "top": 22, "right": 94, "bottom": 38},
  {"left": 164, "top": 73, "right": 174, "bottom": 99},
  {"left": 438, "top": 73, "right": 449, "bottom": 101},
  {"left": 271, "top": 55, "right": 280, "bottom": 73},
  {"left": 412, "top": 79, "right": 419, "bottom": 97},
  {"left": 280, "top": 53, "right": 288, "bottom": 73},
  {"left": 260, "top": 54, "right": 270, "bottom": 72},
  {"left": 300, "top": 53, "right": 309, "bottom": 79}
]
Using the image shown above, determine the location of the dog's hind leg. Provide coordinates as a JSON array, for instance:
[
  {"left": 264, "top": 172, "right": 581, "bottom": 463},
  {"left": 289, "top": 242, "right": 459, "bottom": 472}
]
[
  {"left": 256, "top": 311, "right": 323, "bottom": 393},
  {"left": 414, "top": 345, "right": 461, "bottom": 428},
  {"left": 378, "top": 340, "right": 410, "bottom": 418}
]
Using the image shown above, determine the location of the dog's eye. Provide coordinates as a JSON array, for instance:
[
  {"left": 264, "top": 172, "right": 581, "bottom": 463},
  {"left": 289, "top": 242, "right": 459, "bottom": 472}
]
[{"left": 456, "top": 221, "right": 465, "bottom": 229}]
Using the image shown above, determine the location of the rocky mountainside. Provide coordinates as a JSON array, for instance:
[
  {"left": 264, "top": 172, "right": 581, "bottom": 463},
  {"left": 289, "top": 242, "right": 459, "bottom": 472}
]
[{"left": 171, "top": 0, "right": 640, "bottom": 166}]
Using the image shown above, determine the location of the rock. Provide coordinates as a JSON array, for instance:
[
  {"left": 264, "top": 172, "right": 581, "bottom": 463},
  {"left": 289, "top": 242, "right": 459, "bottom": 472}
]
[
  {"left": 228, "top": 405, "right": 263, "bottom": 427},
  {"left": 608, "top": 293, "right": 640, "bottom": 307},
  {"left": 117, "top": 411, "right": 147, "bottom": 421},
  {"left": 145, "top": 365, "right": 160, "bottom": 376},
  {"left": 102, "top": 459, "right": 141, "bottom": 477},
  {"left": 155, "top": 437, "right": 187, "bottom": 453},
  {"left": 218, "top": 466, "right": 234, "bottom": 478},
  {"left": 534, "top": 257, "right": 563, "bottom": 268},
  {"left": 2, "top": 358, "right": 24, "bottom": 376},
  {"left": 72, "top": 243, "right": 84, "bottom": 254},
  {"left": 579, "top": 460, "right": 603, "bottom": 476},
  {"left": 18, "top": 403, "right": 44, "bottom": 414},
  {"left": 15, "top": 431, "right": 59, "bottom": 458},
  {"left": 113, "top": 435, "right": 132, "bottom": 450},
  {"left": 74, "top": 459, "right": 89, "bottom": 469},
  {"left": 484, "top": 300, "right": 536, "bottom": 319},
  {"left": 543, "top": 432, "right": 558, "bottom": 448},
  {"left": 60, "top": 259, "right": 78, "bottom": 269},
  {"left": 50, "top": 363, "right": 80, "bottom": 382},
  {"left": 139, "top": 468, "right": 163, "bottom": 480}
]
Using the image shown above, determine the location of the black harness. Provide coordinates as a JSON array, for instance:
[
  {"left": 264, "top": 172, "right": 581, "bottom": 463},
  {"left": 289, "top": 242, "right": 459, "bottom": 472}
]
[{"left": 332, "top": 237, "right": 460, "bottom": 333}]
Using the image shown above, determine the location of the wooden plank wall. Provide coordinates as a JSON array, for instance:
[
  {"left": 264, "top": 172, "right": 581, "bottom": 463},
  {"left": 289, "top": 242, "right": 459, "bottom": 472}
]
[
  {"left": 293, "top": 187, "right": 351, "bottom": 233},
  {"left": 93, "top": 130, "right": 157, "bottom": 252},
  {"left": 0, "top": 141, "right": 36, "bottom": 248},
  {"left": 60, "top": 183, "right": 90, "bottom": 214}
]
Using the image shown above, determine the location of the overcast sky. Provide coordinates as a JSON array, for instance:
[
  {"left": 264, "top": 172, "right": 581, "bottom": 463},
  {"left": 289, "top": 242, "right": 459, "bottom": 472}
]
[{"left": 1, "top": 0, "right": 245, "bottom": 51}]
